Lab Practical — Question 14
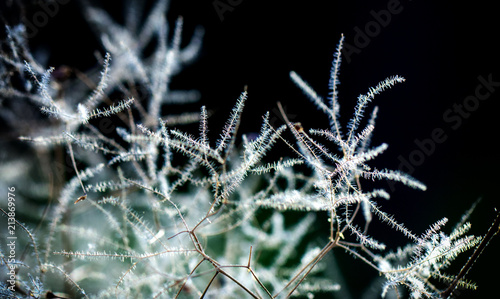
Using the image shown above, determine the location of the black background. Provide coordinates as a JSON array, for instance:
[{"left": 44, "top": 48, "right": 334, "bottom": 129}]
[{"left": 2, "top": 0, "right": 499, "bottom": 298}]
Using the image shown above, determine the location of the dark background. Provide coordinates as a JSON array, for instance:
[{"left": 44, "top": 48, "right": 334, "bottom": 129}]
[{"left": 2, "top": 0, "right": 499, "bottom": 298}]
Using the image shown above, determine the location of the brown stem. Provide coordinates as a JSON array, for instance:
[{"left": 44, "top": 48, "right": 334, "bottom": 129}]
[
  {"left": 440, "top": 209, "right": 500, "bottom": 298},
  {"left": 200, "top": 272, "right": 219, "bottom": 299}
]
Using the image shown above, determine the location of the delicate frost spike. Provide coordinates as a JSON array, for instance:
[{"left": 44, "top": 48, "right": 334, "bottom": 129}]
[
  {"left": 328, "top": 34, "right": 344, "bottom": 124},
  {"left": 358, "top": 106, "right": 379, "bottom": 153},
  {"left": 364, "top": 169, "right": 427, "bottom": 191},
  {"left": 348, "top": 224, "right": 386, "bottom": 250},
  {"left": 84, "top": 52, "right": 111, "bottom": 109},
  {"left": 370, "top": 202, "right": 419, "bottom": 241},
  {"left": 87, "top": 98, "right": 134, "bottom": 120},
  {"left": 449, "top": 222, "right": 472, "bottom": 241},
  {"left": 40, "top": 67, "right": 56, "bottom": 102},
  {"left": 290, "top": 71, "right": 332, "bottom": 116},
  {"left": 347, "top": 75, "right": 405, "bottom": 143},
  {"left": 419, "top": 217, "right": 448, "bottom": 243},
  {"left": 199, "top": 105, "right": 209, "bottom": 147},
  {"left": 348, "top": 124, "right": 376, "bottom": 154},
  {"left": 25, "top": 62, "right": 58, "bottom": 108},
  {"left": 250, "top": 158, "right": 304, "bottom": 175},
  {"left": 352, "top": 142, "right": 387, "bottom": 165},
  {"left": 216, "top": 91, "right": 247, "bottom": 154},
  {"left": 309, "top": 128, "right": 348, "bottom": 154}
]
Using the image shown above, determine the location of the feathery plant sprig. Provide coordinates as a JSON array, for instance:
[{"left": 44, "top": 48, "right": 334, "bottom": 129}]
[{"left": 0, "top": 1, "right": 496, "bottom": 298}]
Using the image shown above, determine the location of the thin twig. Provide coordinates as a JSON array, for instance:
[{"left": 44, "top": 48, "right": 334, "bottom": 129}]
[
  {"left": 440, "top": 209, "right": 500, "bottom": 298},
  {"left": 66, "top": 140, "right": 87, "bottom": 203},
  {"left": 200, "top": 272, "right": 219, "bottom": 299}
]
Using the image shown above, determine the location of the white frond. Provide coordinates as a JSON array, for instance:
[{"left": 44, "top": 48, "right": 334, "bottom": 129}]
[
  {"left": 363, "top": 169, "right": 427, "bottom": 191},
  {"left": 250, "top": 158, "right": 304, "bottom": 175},
  {"left": 348, "top": 224, "right": 386, "bottom": 250},
  {"left": 216, "top": 91, "right": 247, "bottom": 154},
  {"left": 347, "top": 76, "right": 405, "bottom": 143},
  {"left": 290, "top": 71, "right": 332, "bottom": 117},
  {"left": 87, "top": 98, "right": 134, "bottom": 120},
  {"left": 84, "top": 52, "right": 111, "bottom": 109}
]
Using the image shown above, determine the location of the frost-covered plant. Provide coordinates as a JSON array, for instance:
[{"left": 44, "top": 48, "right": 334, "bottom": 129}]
[{"left": 0, "top": 1, "right": 497, "bottom": 298}]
